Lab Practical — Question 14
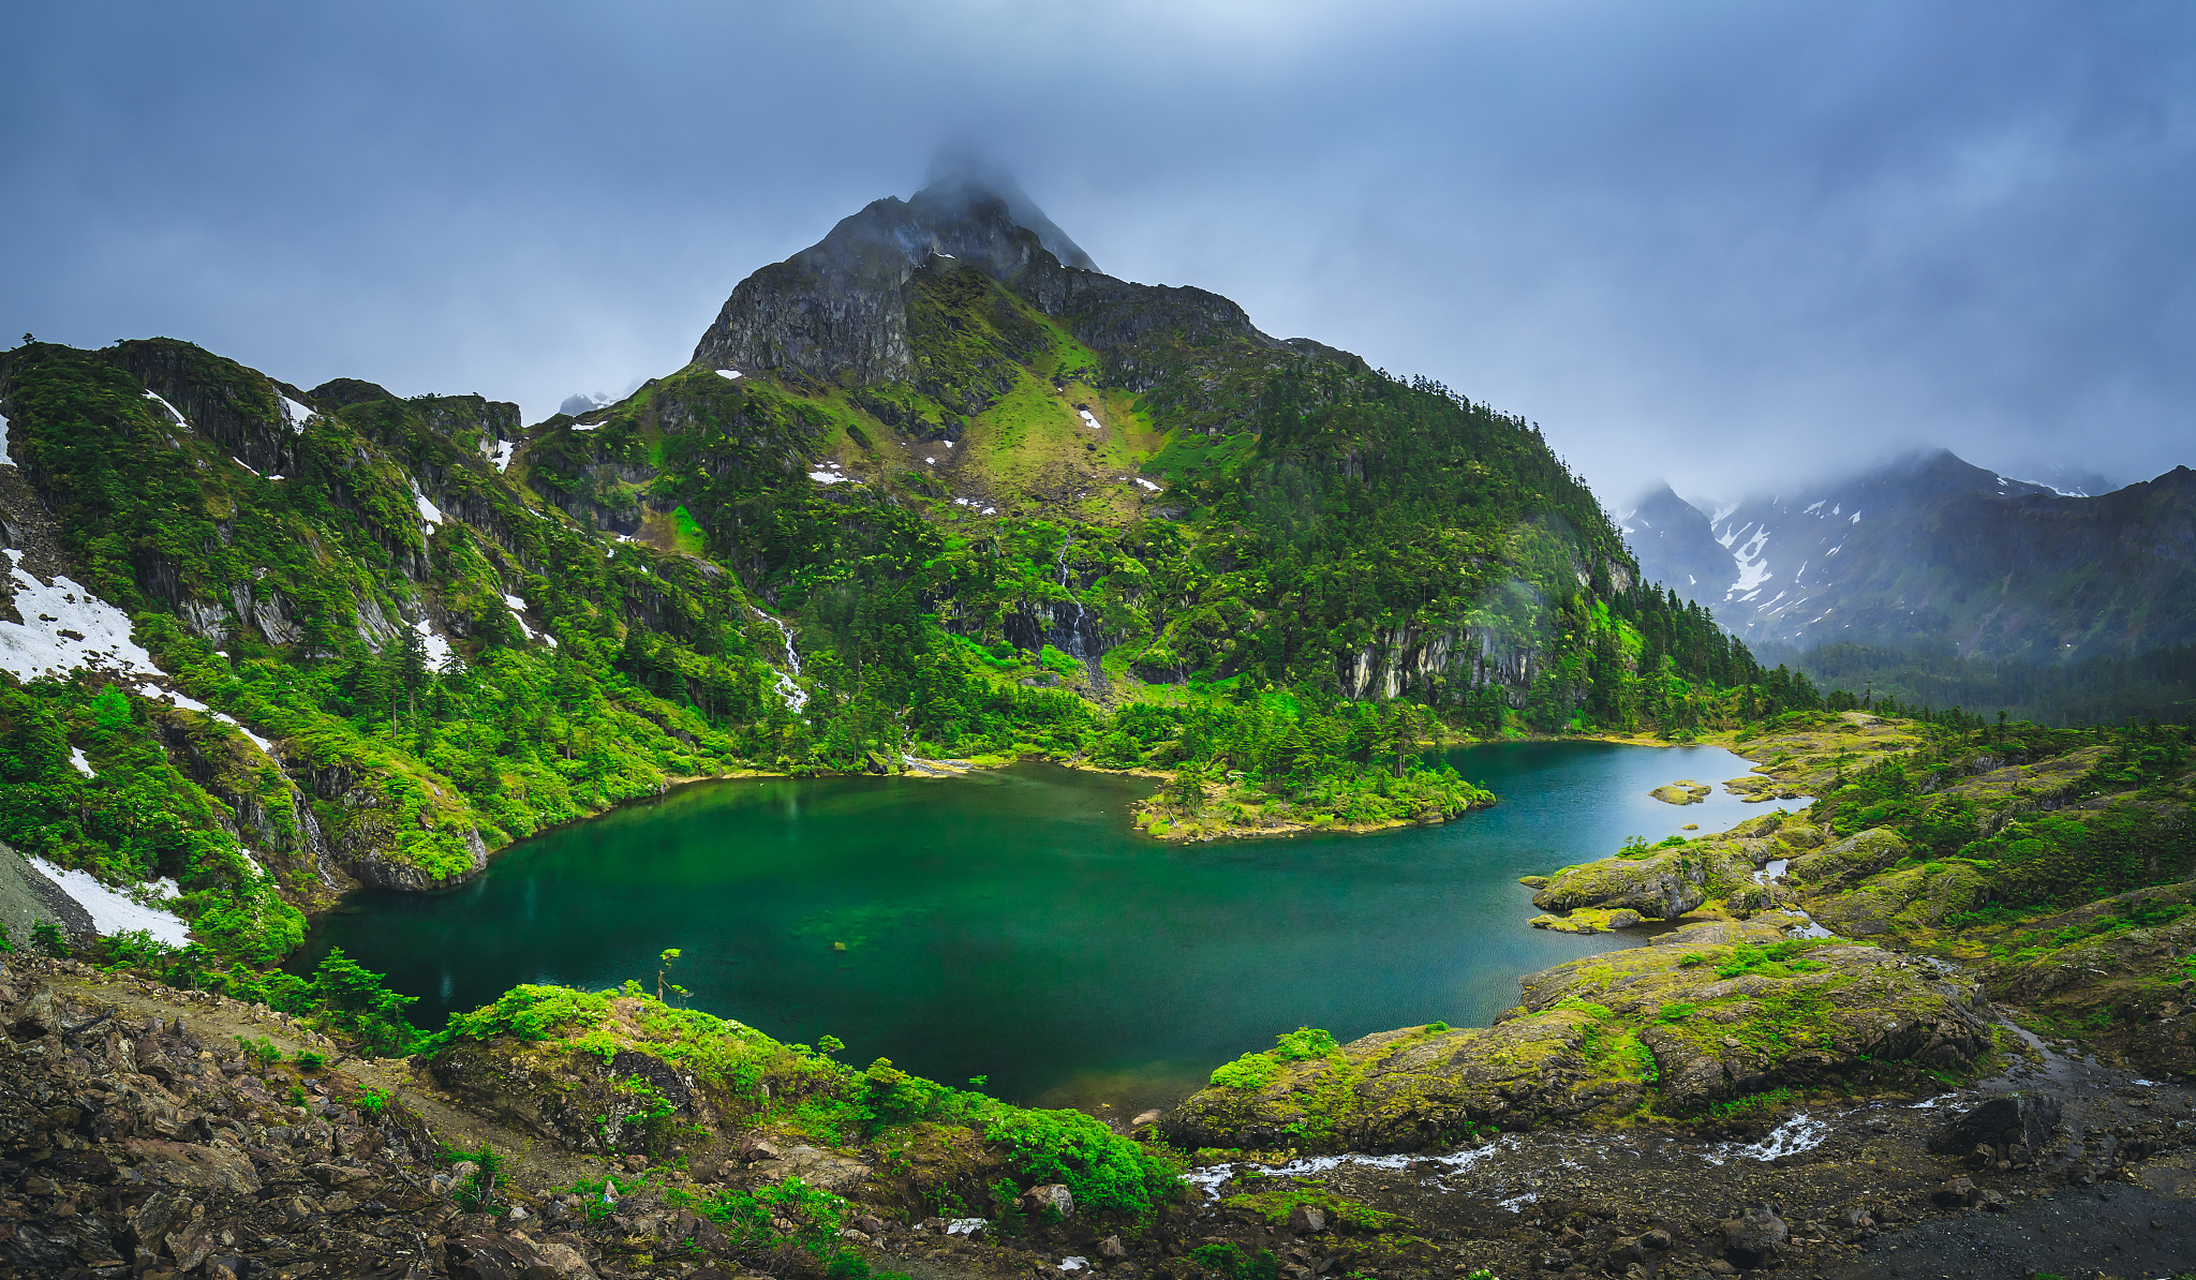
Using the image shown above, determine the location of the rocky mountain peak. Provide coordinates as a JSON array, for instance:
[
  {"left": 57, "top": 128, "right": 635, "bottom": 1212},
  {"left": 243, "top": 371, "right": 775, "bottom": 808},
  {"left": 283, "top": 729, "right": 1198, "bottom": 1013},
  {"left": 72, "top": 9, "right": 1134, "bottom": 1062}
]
[{"left": 690, "top": 174, "right": 1096, "bottom": 384}]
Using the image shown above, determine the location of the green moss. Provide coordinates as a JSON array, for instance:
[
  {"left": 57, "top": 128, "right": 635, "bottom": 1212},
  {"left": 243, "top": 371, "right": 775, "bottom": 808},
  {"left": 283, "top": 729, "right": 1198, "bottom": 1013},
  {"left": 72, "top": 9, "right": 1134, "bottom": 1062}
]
[{"left": 1219, "top": 1180, "right": 1404, "bottom": 1232}]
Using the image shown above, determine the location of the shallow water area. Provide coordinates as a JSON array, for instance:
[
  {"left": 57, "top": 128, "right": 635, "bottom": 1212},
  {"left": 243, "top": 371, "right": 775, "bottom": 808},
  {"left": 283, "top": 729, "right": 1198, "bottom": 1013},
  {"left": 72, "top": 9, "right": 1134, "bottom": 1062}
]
[{"left": 303, "top": 741, "right": 1762, "bottom": 1110}]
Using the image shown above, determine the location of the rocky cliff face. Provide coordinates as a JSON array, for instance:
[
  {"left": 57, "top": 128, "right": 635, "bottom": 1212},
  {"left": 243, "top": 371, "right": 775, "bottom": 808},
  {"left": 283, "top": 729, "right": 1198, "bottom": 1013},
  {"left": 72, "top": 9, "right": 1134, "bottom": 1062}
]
[{"left": 1625, "top": 450, "right": 2196, "bottom": 662}]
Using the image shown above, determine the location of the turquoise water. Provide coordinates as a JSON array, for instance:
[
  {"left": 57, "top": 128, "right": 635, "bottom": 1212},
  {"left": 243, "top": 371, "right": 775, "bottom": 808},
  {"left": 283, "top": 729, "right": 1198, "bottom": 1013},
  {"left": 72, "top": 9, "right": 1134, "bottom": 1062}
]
[{"left": 302, "top": 741, "right": 1762, "bottom": 1111}]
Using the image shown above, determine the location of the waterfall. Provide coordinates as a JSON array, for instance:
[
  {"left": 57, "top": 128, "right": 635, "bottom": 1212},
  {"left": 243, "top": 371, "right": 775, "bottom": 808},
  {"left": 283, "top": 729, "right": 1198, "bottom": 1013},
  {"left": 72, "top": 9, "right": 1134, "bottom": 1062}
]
[
  {"left": 756, "top": 612, "right": 807, "bottom": 714},
  {"left": 1056, "top": 539, "right": 1083, "bottom": 654}
]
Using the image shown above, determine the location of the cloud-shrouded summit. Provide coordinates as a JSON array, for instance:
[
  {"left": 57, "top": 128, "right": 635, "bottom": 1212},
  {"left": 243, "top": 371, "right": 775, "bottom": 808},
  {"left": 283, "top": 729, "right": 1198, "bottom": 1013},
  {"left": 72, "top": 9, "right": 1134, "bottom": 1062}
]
[{"left": 1, "top": 0, "right": 2190, "bottom": 504}]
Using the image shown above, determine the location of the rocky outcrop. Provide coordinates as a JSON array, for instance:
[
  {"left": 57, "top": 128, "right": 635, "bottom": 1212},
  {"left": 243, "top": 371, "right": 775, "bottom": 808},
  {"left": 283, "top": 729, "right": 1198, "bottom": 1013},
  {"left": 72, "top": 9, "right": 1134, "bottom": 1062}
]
[
  {"left": 1787, "top": 828, "right": 1912, "bottom": 890},
  {"left": 1161, "top": 920, "right": 1995, "bottom": 1151},
  {"left": 0, "top": 960, "right": 480, "bottom": 1280},
  {"left": 1529, "top": 811, "right": 1813, "bottom": 924}
]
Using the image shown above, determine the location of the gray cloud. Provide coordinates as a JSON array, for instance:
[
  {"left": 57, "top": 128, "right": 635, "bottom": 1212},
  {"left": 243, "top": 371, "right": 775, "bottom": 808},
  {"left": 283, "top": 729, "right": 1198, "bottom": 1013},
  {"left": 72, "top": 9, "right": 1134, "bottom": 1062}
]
[{"left": 2, "top": 0, "right": 2189, "bottom": 505}]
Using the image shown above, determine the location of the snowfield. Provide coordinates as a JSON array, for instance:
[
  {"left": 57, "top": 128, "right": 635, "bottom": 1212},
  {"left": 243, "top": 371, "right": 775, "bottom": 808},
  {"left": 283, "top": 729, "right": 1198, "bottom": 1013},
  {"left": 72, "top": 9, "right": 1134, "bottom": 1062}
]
[
  {"left": 0, "top": 550, "right": 160, "bottom": 682},
  {"left": 29, "top": 859, "right": 192, "bottom": 947}
]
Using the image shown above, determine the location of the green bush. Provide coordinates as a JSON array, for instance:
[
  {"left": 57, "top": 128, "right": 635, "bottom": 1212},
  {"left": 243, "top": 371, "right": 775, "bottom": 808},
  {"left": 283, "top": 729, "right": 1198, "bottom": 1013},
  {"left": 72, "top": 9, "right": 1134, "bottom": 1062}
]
[{"left": 982, "top": 1107, "right": 1181, "bottom": 1218}]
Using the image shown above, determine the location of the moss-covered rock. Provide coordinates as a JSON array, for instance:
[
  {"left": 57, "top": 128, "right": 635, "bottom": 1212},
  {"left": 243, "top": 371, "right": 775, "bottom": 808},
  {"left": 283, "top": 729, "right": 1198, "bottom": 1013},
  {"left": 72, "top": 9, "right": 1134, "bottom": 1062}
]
[
  {"left": 1531, "top": 845, "right": 1716, "bottom": 919},
  {"left": 1803, "top": 860, "right": 1988, "bottom": 940},
  {"left": 1160, "top": 922, "right": 1993, "bottom": 1152},
  {"left": 1787, "top": 828, "right": 1911, "bottom": 891}
]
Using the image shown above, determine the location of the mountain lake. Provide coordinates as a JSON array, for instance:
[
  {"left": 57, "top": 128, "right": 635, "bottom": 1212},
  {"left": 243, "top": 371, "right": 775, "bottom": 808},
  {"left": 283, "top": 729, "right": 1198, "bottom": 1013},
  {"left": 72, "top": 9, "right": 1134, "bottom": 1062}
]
[{"left": 301, "top": 741, "right": 1767, "bottom": 1112}]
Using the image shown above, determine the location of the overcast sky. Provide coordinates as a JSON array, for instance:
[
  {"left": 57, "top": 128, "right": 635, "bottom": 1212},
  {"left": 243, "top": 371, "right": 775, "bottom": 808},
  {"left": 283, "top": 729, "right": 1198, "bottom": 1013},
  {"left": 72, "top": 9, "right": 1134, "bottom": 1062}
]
[{"left": 3, "top": 0, "right": 2189, "bottom": 506}]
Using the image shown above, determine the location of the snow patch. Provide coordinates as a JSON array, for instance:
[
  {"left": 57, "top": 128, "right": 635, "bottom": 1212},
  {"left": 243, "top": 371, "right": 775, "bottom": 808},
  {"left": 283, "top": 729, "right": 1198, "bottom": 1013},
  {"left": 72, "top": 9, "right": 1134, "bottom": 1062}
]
[
  {"left": 808, "top": 469, "right": 849, "bottom": 484},
  {"left": 211, "top": 712, "right": 276, "bottom": 757},
  {"left": 412, "top": 616, "right": 456, "bottom": 672},
  {"left": 134, "top": 682, "right": 210, "bottom": 713},
  {"left": 0, "top": 550, "right": 160, "bottom": 682},
  {"left": 280, "top": 395, "right": 317, "bottom": 434},
  {"left": 68, "top": 747, "right": 94, "bottom": 778},
  {"left": 482, "top": 438, "right": 516, "bottom": 472},
  {"left": 1134, "top": 478, "right": 1161, "bottom": 491},
  {"left": 715, "top": 369, "right": 743, "bottom": 381},
  {"left": 1723, "top": 523, "right": 1773, "bottom": 597},
  {"left": 0, "top": 412, "right": 10, "bottom": 463},
  {"left": 1078, "top": 409, "right": 1102, "bottom": 431},
  {"left": 944, "top": 1219, "right": 986, "bottom": 1237},
  {"left": 28, "top": 858, "right": 191, "bottom": 946},
  {"left": 501, "top": 593, "right": 553, "bottom": 646},
  {"left": 411, "top": 480, "right": 445, "bottom": 533},
  {"left": 1058, "top": 1259, "right": 1088, "bottom": 1273},
  {"left": 143, "top": 391, "right": 190, "bottom": 429}
]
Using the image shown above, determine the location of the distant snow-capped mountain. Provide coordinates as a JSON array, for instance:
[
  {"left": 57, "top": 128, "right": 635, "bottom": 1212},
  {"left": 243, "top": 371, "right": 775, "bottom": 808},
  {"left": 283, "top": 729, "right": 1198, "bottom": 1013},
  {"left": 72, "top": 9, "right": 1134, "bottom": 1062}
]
[{"left": 1620, "top": 450, "right": 2196, "bottom": 663}]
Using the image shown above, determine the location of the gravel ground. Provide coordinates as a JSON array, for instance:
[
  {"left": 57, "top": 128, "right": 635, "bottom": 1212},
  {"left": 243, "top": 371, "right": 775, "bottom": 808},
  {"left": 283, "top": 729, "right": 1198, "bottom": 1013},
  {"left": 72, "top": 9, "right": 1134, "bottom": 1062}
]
[{"left": 0, "top": 842, "right": 93, "bottom": 947}]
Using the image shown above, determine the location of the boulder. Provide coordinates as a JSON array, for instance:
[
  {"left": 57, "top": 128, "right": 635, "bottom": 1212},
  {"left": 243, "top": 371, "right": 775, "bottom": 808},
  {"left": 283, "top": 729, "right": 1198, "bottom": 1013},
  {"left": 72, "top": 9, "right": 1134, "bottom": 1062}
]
[
  {"left": 1532, "top": 847, "right": 1712, "bottom": 920},
  {"left": 1720, "top": 1206, "right": 1788, "bottom": 1267},
  {"left": 1287, "top": 1204, "right": 1327, "bottom": 1234},
  {"left": 1020, "top": 1184, "right": 1075, "bottom": 1218},
  {"left": 1927, "top": 1091, "right": 2062, "bottom": 1157},
  {"left": 753, "top": 1145, "right": 872, "bottom": 1192}
]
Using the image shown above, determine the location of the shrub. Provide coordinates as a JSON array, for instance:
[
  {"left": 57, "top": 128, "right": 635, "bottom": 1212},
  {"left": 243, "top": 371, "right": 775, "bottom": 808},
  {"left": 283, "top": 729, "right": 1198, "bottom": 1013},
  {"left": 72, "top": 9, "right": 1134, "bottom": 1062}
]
[
  {"left": 235, "top": 1036, "right": 284, "bottom": 1068},
  {"left": 443, "top": 1145, "right": 503, "bottom": 1211},
  {"left": 983, "top": 1107, "right": 1181, "bottom": 1218}
]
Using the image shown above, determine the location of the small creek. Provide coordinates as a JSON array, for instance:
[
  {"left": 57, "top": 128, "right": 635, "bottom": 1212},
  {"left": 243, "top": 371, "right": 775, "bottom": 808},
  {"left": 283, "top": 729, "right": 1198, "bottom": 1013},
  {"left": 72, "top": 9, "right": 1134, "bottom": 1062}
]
[{"left": 301, "top": 741, "right": 1766, "bottom": 1111}]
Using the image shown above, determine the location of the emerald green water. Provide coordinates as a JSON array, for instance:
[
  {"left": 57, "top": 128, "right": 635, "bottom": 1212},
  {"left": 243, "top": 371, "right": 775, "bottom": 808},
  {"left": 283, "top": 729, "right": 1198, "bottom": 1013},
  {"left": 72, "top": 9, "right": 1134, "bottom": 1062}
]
[{"left": 303, "top": 742, "right": 1762, "bottom": 1111}]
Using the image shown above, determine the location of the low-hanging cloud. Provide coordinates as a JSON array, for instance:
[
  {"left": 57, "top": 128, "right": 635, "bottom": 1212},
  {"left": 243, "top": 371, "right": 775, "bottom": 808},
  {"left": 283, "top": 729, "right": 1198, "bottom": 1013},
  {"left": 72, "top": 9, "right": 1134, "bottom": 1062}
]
[{"left": 1, "top": 0, "right": 2188, "bottom": 507}]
